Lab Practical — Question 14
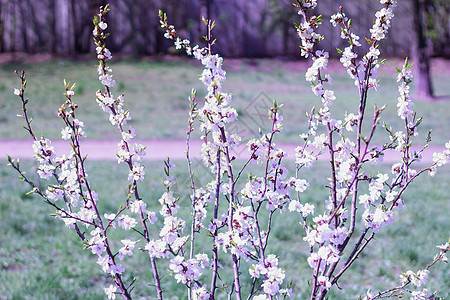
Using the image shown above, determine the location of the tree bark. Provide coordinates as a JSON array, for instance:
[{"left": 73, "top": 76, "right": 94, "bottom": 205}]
[
  {"left": 411, "top": 0, "right": 434, "bottom": 100},
  {"left": 0, "top": 0, "right": 4, "bottom": 53}
]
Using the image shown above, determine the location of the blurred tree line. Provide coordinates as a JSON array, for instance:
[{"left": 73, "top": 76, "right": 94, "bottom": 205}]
[{"left": 0, "top": 0, "right": 449, "bottom": 59}]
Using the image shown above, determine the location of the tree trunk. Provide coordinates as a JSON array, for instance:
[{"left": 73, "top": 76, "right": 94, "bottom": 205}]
[
  {"left": 411, "top": 0, "right": 434, "bottom": 100},
  {"left": 0, "top": 0, "right": 3, "bottom": 53},
  {"left": 70, "top": 0, "right": 81, "bottom": 53},
  {"left": 28, "top": 0, "right": 44, "bottom": 53}
]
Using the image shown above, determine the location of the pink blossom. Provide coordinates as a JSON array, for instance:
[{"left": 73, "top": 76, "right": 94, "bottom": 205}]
[
  {"left": 317, "top": 275, "right": 331, "bottom": 289},
  {"left": 118, "top": 239, "right": 137, "bottom": 260},
  {"left": 103, "top": 284, "right": 116, "bottom": 299}
]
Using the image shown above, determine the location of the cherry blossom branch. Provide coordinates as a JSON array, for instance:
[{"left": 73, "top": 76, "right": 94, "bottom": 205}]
[
  {"left": 210, "top": 148, "right": 222, "bottom": 299},
  {"left": 93, "top": 6, "right": 163, "bottom": 299},
  {"left": 12, "top": 72, "right": 94, "bottom": 240},
  {"left": 364, "top": 241, "right": 449, "bottom": 300},
  {"left": 185, "top": 89, "right": 198, "bottom": 300}
]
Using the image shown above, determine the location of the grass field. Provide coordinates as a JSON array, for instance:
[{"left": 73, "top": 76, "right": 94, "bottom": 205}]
[
  {"left": 0, "top": 57, "right": 449, "bottom": 144},
  {"left": 0, "top": 57, "right": 449, "bottom": 299},
  {"left": 1, "top": 158, "right": 449, "bottom": 299}
]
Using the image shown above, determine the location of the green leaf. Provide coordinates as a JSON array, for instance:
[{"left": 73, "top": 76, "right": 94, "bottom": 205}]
[
  {"left": 316, "top": 14, "right": 323, "bottom": 23},
  {"left": 25, "top": 188, "right": 37, "bottom": 196},
  {"left": 415, "top": 117, "right": 423, "bottom": 127}
]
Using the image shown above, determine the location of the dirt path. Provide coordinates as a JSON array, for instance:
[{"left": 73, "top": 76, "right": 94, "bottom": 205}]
[{"left": 0, "top": 138, "right": 444, "bottom": 163}]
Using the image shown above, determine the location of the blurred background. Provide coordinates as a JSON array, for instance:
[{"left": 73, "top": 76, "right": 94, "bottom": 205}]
[
  {"left": 0, "top": 0, "right": 448, "bottom": 58},
  {"left": 2, "top": 0, "right": 449, "bottom": 99},
  {"left": 0, "top": 0, "right": 449, "bottom": 141}
]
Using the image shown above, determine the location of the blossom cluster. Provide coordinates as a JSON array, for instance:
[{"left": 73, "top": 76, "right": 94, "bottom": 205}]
[
  {"left": 249, "top": 254, "right": 287, "bottom": 296},
  {"left": 14, "top": 64, "right": 135, "bottom": 299},
  {"left": 147, "top": 163, "right": 191, "bottom": 259},
  {"left": 296, "top": 14, "right": 323, "bottom": 58},
  {"left": 396, "top": 59, "right": 414, "bottom": 120},
  {"left": 159, "top": 11, "right": 302, "bottom": 298},
  {"left": 93, "top": 6, "right": 160, "bottom": 297},
  {"left": 370, "top": 1, "right": 397, "bottom": 41},
  {"left": 363, "top": 242, "right": 449, "bottom": 300},
  {"left": 291, "top": 1, "right": 449, "bottom": 299}
]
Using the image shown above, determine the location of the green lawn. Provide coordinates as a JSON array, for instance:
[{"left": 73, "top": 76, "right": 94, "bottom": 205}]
[
  {"left": 0, "top": 58, "right": 449, "bottom": 144},
  {"left": 1, "top": 159, "right": 448, "bottom": 299},
  {"left": 1, "top": 57, "right": 449, "bottom": 299}
]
